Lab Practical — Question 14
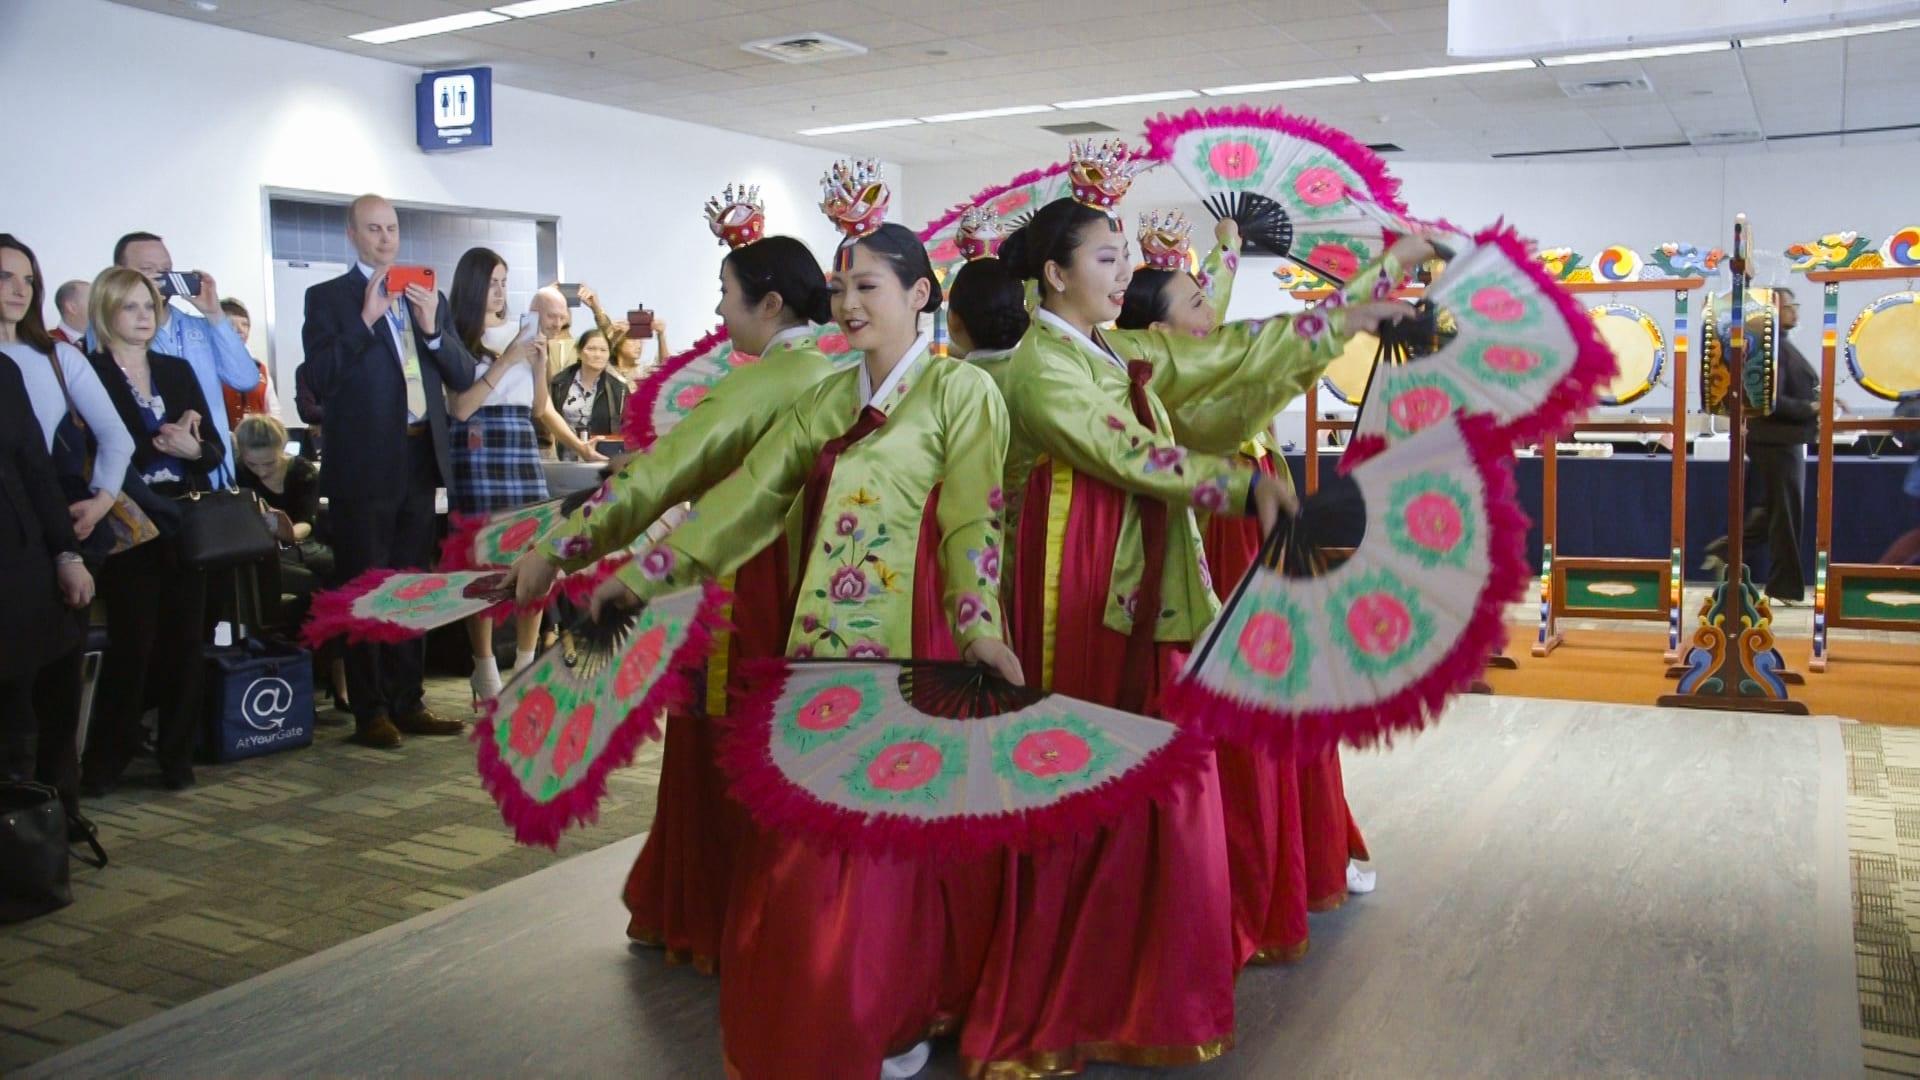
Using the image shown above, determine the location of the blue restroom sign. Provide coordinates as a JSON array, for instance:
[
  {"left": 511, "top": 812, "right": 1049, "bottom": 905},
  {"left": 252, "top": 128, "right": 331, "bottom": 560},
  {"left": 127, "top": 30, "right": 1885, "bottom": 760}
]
[{"left": 417, "top": 66, "right": 492, "bottom": 152}]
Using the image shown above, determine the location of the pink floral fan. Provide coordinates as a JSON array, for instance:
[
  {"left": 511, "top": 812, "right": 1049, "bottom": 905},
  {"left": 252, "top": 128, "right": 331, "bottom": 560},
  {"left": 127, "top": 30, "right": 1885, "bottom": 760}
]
[
  {"left": 1350, "top": 224, "right": 1618, "bottom": 450},
  {"left": 475, "top": 583, "right": 730, "bottom": 847},
  {"left": 721, "top": 658, "right": 1211, "bottom": 864},
  {"left": 1143, "top": 105, "right": 1405, "bottom": 282},
  {"left": 1163, "top": 414, "right": 1529, "bottom": 758},
  {"left": 624, "top": 325, "right": 860, "bottom": 450},
  {"left": 917, "top": 162, "right": 1077, "bottom": 286},
  {"left": 302, "top": 569, "right": 516, "bottom": 649}
]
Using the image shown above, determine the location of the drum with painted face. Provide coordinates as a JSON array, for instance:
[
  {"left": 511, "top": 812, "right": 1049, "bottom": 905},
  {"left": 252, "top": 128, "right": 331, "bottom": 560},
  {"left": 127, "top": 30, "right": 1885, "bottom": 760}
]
[{"left": 1587, "top": 303, "right": 1666, "bottom": 406}]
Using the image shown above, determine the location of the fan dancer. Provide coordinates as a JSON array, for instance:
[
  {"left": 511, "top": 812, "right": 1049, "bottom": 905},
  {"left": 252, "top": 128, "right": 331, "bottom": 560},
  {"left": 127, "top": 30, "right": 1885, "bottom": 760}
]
[
  {"left": 444, "top": 247, "right": 551, "bottom": 706},
  {"left": 574, "top": 160, "right": 1015, "bottom": 1080},
  {"left": 506, "top": 187, "right": 838, "bottom": 972},
  {"left": 966, "top": 139, "right": 1424, "bottom": 1075},
  {"left": 946, "top": 209, "right": 1032, "bottom": 551},
  {"left": 1117, "top": 209, "right": 1377, "bottom": 966}
]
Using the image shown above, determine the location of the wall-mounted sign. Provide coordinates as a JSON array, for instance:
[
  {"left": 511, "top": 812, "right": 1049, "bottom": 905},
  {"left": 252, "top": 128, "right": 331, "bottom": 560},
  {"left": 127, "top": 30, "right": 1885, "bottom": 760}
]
[{"left": 417, "top": 67, "right": 492, "bottom": 152}]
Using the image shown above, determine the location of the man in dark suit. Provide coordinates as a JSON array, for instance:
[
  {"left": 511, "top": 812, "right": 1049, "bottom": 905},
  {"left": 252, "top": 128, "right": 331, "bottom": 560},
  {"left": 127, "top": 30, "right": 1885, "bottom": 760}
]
[
  {"left": 1704, "top": 287, "right": 1820, "bottom": 604},
  {"left": 299, "top": 194, "right": 476, "bottom": 748}
]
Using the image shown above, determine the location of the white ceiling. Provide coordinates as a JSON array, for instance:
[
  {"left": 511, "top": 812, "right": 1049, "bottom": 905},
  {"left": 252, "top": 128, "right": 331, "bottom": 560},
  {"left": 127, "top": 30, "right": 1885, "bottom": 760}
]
[{"left": 111, "top": 0, "right": 1920, "bottom": 164}]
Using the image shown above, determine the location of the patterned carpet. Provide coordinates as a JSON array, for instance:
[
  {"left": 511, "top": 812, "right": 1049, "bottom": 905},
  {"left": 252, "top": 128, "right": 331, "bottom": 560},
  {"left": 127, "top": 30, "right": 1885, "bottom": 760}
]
[
  {"left": 0, "top": 679, "right": 663, "bottom": 1073},
  {"left": 7, "top": 682, "right": 1920, "bottom": 1075}
]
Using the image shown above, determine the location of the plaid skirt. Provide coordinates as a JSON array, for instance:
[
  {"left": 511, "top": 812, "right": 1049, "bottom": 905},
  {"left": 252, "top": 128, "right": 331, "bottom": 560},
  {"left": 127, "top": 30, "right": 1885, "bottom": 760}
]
[{"left": 449, "top": 405, "right": 549, "bottom": 514}]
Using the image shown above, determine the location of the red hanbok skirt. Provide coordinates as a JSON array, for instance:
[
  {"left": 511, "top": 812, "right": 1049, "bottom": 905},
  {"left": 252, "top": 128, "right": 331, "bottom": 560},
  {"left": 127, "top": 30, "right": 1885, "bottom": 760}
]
[
  {"left": 715, "top": 498, "right": 1002, "bottom": 1080},
  {"left": 957, "top": 462, "right": 1237, "bottom": 1075},
  {"left": 1201, "top": 455, "right": 1370, "bottom": 963}
]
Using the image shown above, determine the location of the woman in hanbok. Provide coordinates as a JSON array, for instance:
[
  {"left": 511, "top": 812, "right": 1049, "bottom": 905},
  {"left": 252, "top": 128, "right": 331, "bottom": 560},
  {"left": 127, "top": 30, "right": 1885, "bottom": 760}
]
[
  {"left": 581, "top": 161, "right": 1018, "bottom": 1080},
  {"left": 961, "top": 139, "right": 1427, "bottom": 1074},
  {"left": 508, "top": 188, "right": 839, "bottom": 971},
  {"left": 1117, "top": 211, "right": 1376, "bottom": 962}
]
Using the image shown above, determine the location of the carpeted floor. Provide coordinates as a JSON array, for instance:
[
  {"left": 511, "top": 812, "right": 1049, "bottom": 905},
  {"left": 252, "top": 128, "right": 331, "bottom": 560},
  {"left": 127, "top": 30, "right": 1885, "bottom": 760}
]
[
  {"left": 0, "top": 680, "right": 664, "bottom": 1073},
  {"left": 1492, "top": 596, "right": 1920, "bottom": 727}
]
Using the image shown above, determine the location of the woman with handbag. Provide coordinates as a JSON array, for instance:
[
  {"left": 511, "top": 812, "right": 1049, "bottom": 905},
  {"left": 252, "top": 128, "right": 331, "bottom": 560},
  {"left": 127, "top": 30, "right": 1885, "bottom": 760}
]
[
  {"left": 0, "top": 234, "right": 130, "bottom": 821},
  {"left": 82, "top": 268, "right": 225, "bottom": 793}
]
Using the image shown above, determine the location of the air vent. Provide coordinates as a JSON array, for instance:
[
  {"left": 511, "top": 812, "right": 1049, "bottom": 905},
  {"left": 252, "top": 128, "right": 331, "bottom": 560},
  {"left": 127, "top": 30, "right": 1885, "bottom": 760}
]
[
  {"left": 1688, "top": 128, "right": 1762, "bottom": 146},
  {"left": 740, "top": 31, "right": 868, "bottom": 64},
  {"left": 1559, "top": 74, "right": 1653, "bottom": 98},
  {"left": 1039, "top": 121, "right": 1118, "bottom": 136},
  {"left": 1367, "top": 142, "right": 1403, "bottom": 153}
]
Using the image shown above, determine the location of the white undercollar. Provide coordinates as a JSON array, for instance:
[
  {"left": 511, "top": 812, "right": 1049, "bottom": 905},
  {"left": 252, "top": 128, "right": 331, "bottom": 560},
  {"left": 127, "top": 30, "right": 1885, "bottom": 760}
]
[
  {"left": 1034, "top": 306, "right": 1124, "bottom": 370},
  {"left": 764, "top": 324, "right": 814, "bottom": 353},
  {"left": 964, "top": 346, "right": 1014, "bottom": 362},
  {"left": 857, "top": 331, "right": 933, "bottom": 409}
]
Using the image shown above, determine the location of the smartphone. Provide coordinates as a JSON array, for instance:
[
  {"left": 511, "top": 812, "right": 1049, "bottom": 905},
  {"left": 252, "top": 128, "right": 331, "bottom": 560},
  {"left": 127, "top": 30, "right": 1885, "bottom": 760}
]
[
  {"left": 387, "top": 265, "right": 436, "bottom": 295},
  {"left": 556, "top": 283, "right": 583, "bottom": 306},
  {"left": 627, "top": 307, "right": 654, "bottom": 337},
  {"left": 155, "top": 271, "right": 204, "bottom": 300},
  {"left": 516, "top": 311, "right": 540, "bottom": 345}
]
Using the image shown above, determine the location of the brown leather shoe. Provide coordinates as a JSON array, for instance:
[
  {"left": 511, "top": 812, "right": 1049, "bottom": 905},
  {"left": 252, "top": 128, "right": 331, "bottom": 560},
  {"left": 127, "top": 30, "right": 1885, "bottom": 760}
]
[
  {"left": 351, "top": 712, "right": 404, "bottom": 749},
  {"left": 394, "top": 706, "right": 464, "bottom": 736}
]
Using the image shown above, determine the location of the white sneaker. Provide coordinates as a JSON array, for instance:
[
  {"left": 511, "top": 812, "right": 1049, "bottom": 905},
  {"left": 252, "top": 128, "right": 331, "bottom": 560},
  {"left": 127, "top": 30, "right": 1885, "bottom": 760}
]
[
  {"left": 880, "top": 1040, "right": 931, "bottom": 1079},
  {"left": 1346, "top": 861, "right": 1377, "bottom": 895}
]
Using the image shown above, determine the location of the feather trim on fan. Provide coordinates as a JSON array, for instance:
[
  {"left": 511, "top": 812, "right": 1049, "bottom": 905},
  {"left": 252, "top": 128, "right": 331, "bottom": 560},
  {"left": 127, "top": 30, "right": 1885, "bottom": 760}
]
[
  {"left": 915, "top": 161, "right": 1073, "bottom": 245},
  {"left": 302, "top": 568, "right": 516, "bottom": 650},
  {"left": 624, "top": 323, "right": 734, "bottom": 450},
  {"left": 1472, "top": 224, "right": 1620, "bottom": 448},
  {"left": 473, "top": 580, "right": 732, "bottom": 848},
  {"left": 718, "top": 658, "right": 1214, "bottom": 864},
  {"left": 1163, "top": 413, "right": 1529, "bottom": 758},
  {"left": 1143, "top": 105, "right": 1407, "bottom": 213}
]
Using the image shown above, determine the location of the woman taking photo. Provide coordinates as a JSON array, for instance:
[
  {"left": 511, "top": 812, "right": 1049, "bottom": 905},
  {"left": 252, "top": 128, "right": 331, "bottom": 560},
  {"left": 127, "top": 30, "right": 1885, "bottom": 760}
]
[
  {"left": 83, "top": 267, "right": 225, "bottom": 793},
  {"left": 445, "top": 247, "right": 551, "bottom": 702},
  {"left": 550, "top": 327, "right": 628, "bottom": 459}
]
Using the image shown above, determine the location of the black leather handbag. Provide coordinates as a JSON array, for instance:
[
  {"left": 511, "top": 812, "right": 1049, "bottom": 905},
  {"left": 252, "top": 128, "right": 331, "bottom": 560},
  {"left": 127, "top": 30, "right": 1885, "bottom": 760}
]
[
  {"left": 1, "top": 782, "right": 74, "bottom": 922},
  {"left": 176, "top": 488, "right": 278, "bottom": 569}
]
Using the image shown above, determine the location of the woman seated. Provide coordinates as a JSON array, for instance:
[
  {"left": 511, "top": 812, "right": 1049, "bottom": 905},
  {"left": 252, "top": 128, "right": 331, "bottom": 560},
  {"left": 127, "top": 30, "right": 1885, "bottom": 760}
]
[{"left": 234, "top": 414, "right": 331, "bottom": 619}]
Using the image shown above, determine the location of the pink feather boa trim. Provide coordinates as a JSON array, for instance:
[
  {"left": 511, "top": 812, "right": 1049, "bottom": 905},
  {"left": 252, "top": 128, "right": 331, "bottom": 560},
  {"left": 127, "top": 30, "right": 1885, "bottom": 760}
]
[
  {"left": 1142, "top": 105, "right": 1406, "bottom": 212},
  {"left": 472, "top": 580, "right": 733, "bottom": 849},
  {"left": 437, "top": 511, "right": 491, "bottom": 572},
  {"left": 914, "top": 161, "right": 1073, "bottom": 243},
  {"left": 716, "top": 658, "right": 1215, "bottom": 865},
  {"left": 300, "top": 568, "right": 515, "bottom": 650},
  {"left": 1469, "top": 223, "right": 1620, "bottom": 448},
  {"left": 1164, "top": 413, "right": 1529, "bottom": 758},
  {"left": 622, "top": 323, "right": 732, "bottom": 450}
]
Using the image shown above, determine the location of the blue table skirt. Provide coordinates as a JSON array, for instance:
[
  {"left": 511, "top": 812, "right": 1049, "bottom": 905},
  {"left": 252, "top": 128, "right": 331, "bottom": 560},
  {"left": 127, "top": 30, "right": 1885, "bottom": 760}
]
[{"left": 1282, "top": 452, "right": 1916, "bottom": 583}]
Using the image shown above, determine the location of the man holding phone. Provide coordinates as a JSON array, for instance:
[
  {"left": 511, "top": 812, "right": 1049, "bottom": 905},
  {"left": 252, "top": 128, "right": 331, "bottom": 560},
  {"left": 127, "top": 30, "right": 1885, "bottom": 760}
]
[
  {"left": 111, "top": 231, "right": 259, "bottom": 484},
  {"left": 298, "top": 194, "right": 476, "bottom": 749}
]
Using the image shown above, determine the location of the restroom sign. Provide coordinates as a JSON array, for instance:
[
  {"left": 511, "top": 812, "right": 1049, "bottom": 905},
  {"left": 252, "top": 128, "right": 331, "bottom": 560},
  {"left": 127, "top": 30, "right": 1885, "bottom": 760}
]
[{"left": 417, "top": 67, "right": 492, "bottom": 152}]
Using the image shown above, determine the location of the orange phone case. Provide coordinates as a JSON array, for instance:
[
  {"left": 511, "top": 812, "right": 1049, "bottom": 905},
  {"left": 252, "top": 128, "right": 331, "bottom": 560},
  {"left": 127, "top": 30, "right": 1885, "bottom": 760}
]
[{"left": 387, "top": 265, "right": 436, "bottom": 294}]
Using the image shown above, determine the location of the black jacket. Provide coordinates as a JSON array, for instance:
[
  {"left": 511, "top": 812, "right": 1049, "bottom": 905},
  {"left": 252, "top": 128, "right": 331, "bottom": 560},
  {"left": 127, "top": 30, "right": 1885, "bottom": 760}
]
[
  {"left": 548, "top": 363, "right": 629, "bottom": 439},
  {"left": 88, "top": 349, "right": 226, "bottom": 499},
  {"left": 296, "top": 266, "right": 476, "bottom": 501},
  {"left": 0, "top": 359, "right": 83, "bottom": 678},
  {"left": 1750, "top": 335, "right": 1820, "bottom": 446}
]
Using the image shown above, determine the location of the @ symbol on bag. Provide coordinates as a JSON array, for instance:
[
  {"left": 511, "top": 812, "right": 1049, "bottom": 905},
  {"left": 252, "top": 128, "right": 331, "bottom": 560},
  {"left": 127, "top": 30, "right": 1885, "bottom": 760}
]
[{"left": 242, "top": 677, "right": 295, "bottom": 731}]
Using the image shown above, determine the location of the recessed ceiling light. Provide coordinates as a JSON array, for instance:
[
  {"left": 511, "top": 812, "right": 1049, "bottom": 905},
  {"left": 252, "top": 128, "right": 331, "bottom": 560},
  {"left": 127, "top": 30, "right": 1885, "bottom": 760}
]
[
  {"left": 1540, "top": 41, "right": 1731, "bottom": 65},
  {"left": 350, "top": 11, "right": 509, "bottom": 44},
  {"left": 920, "top": 104, "right": 1055, "bottom": 123},
  {"left": 189, "top": 0, "right": 219, "bottom": 11},
  {"left": 1200, "top": 75, "right": 1360, "bottom": 96},
  {"left": 1053, "top": 89, "right": 1199, "bottom": 110},
  {"left": 796, "top": 118, "right": 921, "bottom": 136},
  {"left": 493, "top": 0, "right": 621, "bottom": 15},
  {"left": 1362, "top": 59, "right": 1537, "bottom": 82},
  {"left": 1740, "top": 17, "right": 1920, "bottom": 46}
]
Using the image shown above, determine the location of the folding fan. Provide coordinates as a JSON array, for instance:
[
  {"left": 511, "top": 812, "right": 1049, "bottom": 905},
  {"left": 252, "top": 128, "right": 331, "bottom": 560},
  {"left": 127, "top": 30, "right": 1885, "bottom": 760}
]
[
  {"left": 302, "top": 568, "right": 514, "bottom": 648},
  {"left": 1163, "top": 414, "right": 1529, "bottom": 757},
  {"left": 720, "top": 658, "right": 1212, "bottom": 864},
  {"left": 917, "top": 162, "right": 1076, "bottom": 285},
  {"left": 439, "top": 483, "right": 602, "bottom": 572},
  {"left": 623, "top": 324, "right": 860, "bottom": 449},
  {"left": 1143, "top": 106, "right": 1405, "bottom": 282},
  {"left": 1351, "top": 224, "right": 1618, "bottom": 449},
  {"left": 475, "top": 582, "right": 730, "bottom": 848}
]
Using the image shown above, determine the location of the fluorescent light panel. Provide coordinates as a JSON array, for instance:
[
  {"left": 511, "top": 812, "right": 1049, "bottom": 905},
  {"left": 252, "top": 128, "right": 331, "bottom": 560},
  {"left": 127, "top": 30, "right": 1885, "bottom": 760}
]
[
  {"left": 921, "top": 104, "right": 1055, "bottom": 123},
  {"left": 1740, "top": 16, "right": 1920, "bottom": 46},
  {"left": 350, "top": 11, "right": 508, "bottom": 44},
  {"left": 1362, "top": 59, "right": 1537, "bottom": 82},
  {"left": 1053, "top": 89, "right": 1199, "bottom": 109},
  {"left": 1201, "top": 75, "right": 1360, "bottom": 96},
  {"left": 492, "top": 0, "right": 621, "bottom": 15},
  {"left": 1540, "top": 40, "right": 1731, "bottom": 65},
  {"left": 796, "top": 118, "right": 920, "bottom": 136}
]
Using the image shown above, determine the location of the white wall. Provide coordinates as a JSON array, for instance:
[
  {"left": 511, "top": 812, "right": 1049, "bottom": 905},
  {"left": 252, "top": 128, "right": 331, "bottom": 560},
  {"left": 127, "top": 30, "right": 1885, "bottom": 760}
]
[{"left": 2, "top": 0, "right": 874, "bottom": 363}]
